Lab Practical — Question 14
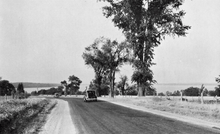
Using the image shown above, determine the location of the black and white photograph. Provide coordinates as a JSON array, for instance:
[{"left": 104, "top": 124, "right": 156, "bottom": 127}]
[{"left": 0, "top": 0, "right": 220, "bottom": 134}]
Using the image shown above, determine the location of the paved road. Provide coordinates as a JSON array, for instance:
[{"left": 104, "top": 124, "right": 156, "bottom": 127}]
[{"left": 63, "top": 98, "right": 219, "bottom": 134}]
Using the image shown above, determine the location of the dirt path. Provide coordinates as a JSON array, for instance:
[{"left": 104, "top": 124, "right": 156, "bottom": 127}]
[{"left": 39, "top": 99, "right": 77, "bottom": 134}]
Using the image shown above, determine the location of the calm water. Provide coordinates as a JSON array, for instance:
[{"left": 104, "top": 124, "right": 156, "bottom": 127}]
[
  {"left": 25, "top": 87, "right": 52, "bottom": 93},
  {"left": 154, "top": 83, "right": 218, "bottom": 93}
]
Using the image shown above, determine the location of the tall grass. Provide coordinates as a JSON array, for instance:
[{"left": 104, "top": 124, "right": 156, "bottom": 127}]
[
  {"left": 112, "top": 96, "right": 220, "bottom": 123},
  {"left": 0, "top": 98, "right": 56, "bottom": 134}
]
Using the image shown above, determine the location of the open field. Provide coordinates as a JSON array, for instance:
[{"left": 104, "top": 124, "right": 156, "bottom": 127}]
[{"left": 101, "top": 96, "right": 220, "bottom": 123}]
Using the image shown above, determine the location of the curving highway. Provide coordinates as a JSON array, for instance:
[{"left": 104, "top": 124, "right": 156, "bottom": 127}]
[{"left": 62, "top": 98, "right": 219, "bottom": 134}]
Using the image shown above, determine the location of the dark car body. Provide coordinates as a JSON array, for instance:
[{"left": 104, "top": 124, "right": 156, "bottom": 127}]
[{"left": 83, "top": 90, "right": 97, "bottom": 102}]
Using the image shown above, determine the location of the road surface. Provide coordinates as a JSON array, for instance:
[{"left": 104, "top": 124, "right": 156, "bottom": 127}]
[{"left": 62, "top": 98, "right": 219, "bottom": 134}]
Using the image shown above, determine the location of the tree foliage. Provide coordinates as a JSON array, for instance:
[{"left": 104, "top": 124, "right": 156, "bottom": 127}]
[
  {"left": 17, "top": 83, "right": 25, "bottom": 94},
  {"left": 68, "top": 75, "right": 82, "bottom": 95},
  {"left": 126, "top": 84, "right": 138, "bottom": 95},
  {"left": 83, "top": 37, "right": 130, "bottom": 97},
  {"left": 183, "top": 87, "right": 200, "bottom": 96},
  {"left": 99, "top": 0, "right": 191, "bottom": 96},
  {"left": 172, "top": 90, "right": 181, "bottom": 96},
  {"left": 82, "top": 39, "right": 109, "bottom": 96},
  {"left": 117, "top": 75, "right": 128, "bottom": 95},
  {"left": 89, "top": 75, "right": 110, "bottom": 96},
  {"left": 0, "top": 80, "right": 15, "bottom": 96},
  {"left": 208, "top": 90, "right": 217, "bottom": 96}
]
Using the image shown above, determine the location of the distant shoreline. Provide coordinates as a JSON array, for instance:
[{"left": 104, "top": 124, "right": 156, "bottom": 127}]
[
  {"left": 155, "top": 83, "right": 218, "bottom": 86},
  {"left": 12, "top": 82, "right": 60, "bottom": 88}
]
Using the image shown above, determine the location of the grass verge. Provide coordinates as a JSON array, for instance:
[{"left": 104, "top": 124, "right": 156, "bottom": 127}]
[
  {"left": 106, "top": 96, "right": 220, "bottom": 123},
  {"left": 0, "top": 98, "right": 57, "bottom": 134}
]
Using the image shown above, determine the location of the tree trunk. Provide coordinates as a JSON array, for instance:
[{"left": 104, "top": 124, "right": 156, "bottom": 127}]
[
  {"left": 121, "top": 86, "right": 125, "bottom": 95},
  {"left": 109, "top": 70, "right": 115, "bottom": 98},
  {"left": 110, "top": 80, "right": 114, "bottom": 98},
  {"left": 138, "top": 84, "right": 144, "bottom": 96},
  {"left": 96, "top": 76, "right": 102, "bottom": 97}
]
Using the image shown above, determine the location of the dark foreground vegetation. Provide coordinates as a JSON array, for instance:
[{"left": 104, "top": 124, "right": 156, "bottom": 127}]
[{"left": 0, "top": 98, "right": 56, "bottom": 134}]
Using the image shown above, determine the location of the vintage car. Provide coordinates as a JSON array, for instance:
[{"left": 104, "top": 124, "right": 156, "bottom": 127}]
[
  {"left": 83, "top": 90, "right": 97, "bottom": 102},
  {"left": 54, "top": 93, "right": 61, "bottom": 98}
]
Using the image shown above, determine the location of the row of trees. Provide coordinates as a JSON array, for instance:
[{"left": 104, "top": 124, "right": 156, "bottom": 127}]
[
  {"left": 31, "top": 86, "right": 63, "bottom": 96},
  {"left": 159, "top": 87, "right": 219, "bottom": 97},
  {"left": 83, "top": 0, "right": 190, "bottom": 97},
  {"left": 30, "top": 75, "right": 82, "bottom": 96},
  {"left": 0, "top": 80, "right": 25, "bottom": 96},
  {"left": 61, "top": 75, "right": 82, "bottom": 95},
  {"left": 83, "top": 38, "right": 131, "bottom": 97},
  {"left": 32, "top": 86, "right": 85, "bottom": 96}
]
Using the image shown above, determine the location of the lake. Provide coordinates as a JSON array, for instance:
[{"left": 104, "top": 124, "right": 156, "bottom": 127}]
[{"left": 25, "top": 87, "right": 53, "bottom": 93}]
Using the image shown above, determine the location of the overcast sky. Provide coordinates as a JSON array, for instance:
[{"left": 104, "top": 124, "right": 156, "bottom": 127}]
[{"left": 0, "top": 0, "right": 220, "bottom": 89}]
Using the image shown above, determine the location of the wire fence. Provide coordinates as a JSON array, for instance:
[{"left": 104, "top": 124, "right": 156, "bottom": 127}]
[{"left": 0, "top": 95, "right": 13, "bottom": 102}]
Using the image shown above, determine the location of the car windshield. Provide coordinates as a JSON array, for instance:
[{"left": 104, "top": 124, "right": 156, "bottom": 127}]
[{"left": 87, "top": 91, "right": 96, "bottom": 98}]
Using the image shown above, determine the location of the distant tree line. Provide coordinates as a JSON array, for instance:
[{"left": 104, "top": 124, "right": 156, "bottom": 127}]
[
  {"left": 31, "top": 86, "right": 85, "bottom": 96},
  {"left": 158, "top": 86, "right": 220, "bottom": 97},
  {"left": 31, "top": 74, "right": 83, "bottom": 96},
  {"left": 0, "top": 80, "right": 27, "bottom": 98}
]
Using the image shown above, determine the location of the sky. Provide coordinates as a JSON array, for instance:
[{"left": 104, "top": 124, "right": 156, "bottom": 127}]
[{"left": 0, "top": 0, "right": 220, "bottom": 91}]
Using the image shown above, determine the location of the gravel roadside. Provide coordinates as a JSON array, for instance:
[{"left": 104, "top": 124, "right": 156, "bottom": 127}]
[{"left": 39, "top": 99, "right": 77, "bottom": 134}]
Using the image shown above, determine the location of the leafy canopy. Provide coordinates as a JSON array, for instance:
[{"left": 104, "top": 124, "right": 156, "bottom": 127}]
[{"left": 99, "top": 0, "right": 191, "bottom": 87}]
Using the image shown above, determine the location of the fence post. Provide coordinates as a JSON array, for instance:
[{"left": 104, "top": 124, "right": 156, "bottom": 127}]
[{"left": 5, "top": 94, "right": 7, "bottom": 100}]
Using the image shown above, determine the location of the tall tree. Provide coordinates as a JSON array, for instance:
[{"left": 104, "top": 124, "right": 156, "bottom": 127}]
[
  {"left": 99, "top": 0, "right": 191, "bottom": 96},
  {"left": 61, "top": 80, "right": 68, "bottom": 96},
  {"left": 17, "top": 83, "right": 25, "bottom": 94},
  {"left": 117, "top": 75, "right": 128, "bottom": 95},
  {"left": 0, "top": 80, "right": 15, "bottom": 95},
  {"left": 68, "top": 75, "right": 82, "bottom": 95},
  {"left": 99, "top": 37, "right": 130, "bottom": 97},
  {"left": 83, "top": 37, "right": 130, "bottom": 97},
  {"left": 82, "top": 40, "right": 108, "bottom": 96},
  {"left": 89, "top": 76, "right": 110, "bottom": 96}
]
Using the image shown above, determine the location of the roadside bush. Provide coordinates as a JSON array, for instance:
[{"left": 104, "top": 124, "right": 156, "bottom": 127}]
[
  {"left": 183, "top": 87, "right": 200, "bottom": 96},
  {"left": 0, "top": 98, "right": 54, "bottom": 134}
]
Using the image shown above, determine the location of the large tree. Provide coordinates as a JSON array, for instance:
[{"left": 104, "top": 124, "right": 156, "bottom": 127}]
[
  {"left": 89, "top": 76, "right": 110, "bottom": 96},
  {"left": 17, "top": 83, "right": 25, "bottom": 94},
  {"left": 83, "top": 37, "right": 130, "bottom": 97},
  {"left": 61, "top": 80, "right": 68, "bottom": 96},
  {"left": 100, "top": 38, "right": 130, "bottom": 97},
  {"left": 0, "top": 80, "right": 15, "bottom": 96},
  {"left": 117, "top": 75, "right": 128, "bottom": 95},
  {"left": 99, "top": 0, "right": 191, "bottom": 96},
  {"left": 68, "top": 75, "right": 82, "bottom": 95},
  {"left": 82, "top": 39, "right": 109, "bottom": 96}
]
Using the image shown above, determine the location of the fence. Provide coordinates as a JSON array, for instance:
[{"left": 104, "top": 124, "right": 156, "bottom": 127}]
[{"left": 0, "top": 95, "right": 13, "bottom": 102}]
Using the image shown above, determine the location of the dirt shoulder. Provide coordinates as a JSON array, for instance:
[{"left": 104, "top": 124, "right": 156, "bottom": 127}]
[
  {"left": 39, "top": 99, "right": 77, "bottom": 134},
  {"left": 99, "top": 96, "right": 220, "bottom": 130}
]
